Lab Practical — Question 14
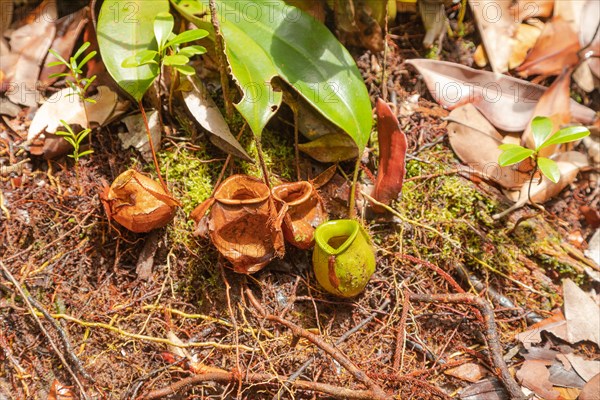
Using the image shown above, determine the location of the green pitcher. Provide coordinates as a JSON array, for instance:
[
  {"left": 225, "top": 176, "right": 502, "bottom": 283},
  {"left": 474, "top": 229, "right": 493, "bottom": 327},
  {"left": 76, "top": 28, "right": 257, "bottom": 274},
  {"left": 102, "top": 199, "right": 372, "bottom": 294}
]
[{"left": 312, "top": 220, "right": 376, "bottom": 297}]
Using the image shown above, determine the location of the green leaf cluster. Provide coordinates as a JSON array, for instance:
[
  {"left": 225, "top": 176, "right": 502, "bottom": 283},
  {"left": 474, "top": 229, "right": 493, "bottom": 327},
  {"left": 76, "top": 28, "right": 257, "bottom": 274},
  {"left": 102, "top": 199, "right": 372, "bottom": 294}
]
[
  {"left": 121, "top": 12, "right": 208, "bottom": 76},
  {"left": 498, "top": 116, "right": 590, "bottom": 183}
]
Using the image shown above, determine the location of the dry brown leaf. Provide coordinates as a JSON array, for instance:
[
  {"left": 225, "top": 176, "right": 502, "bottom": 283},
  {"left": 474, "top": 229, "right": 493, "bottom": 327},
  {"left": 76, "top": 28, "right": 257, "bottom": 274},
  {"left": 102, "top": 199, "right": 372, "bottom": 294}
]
[
  {"left": 445, "top": 362, "right": 488, "bottom": 383},
  {"left": 119, "top": 110, "right": 161, "bottom": 163},
  {"left": 563, "top": 279, "right": 600, "bottom": 347},
  {"left": 563, "top": 353, "right": 600, "bottom": 383},
  {"left": 298, "top": 132, "right": 358, "bottom": 162},
  {"left": 522, "top": 68, "right": 572, "bottom": 157},
  {"left": 6, "top": 0, "right": 57, "bottom": 107},
  {"left": 517, "top": 17, "right": 580, "bottom": 77},
  {"left": 446, "top": 104, "right": 529, "bottom": 189},
  {"left": 459, "top": 378, "right": 508, "bottom": 400},
  {"left": 40, "top": 7, "right": 89, "bottom": 86},
  {"left": 509, "top": 23, "right": 543, "bottom": 69},
  {"left": 180, "top": 75, "right": 251, "bottom": 161},
  {"left": 285, "top": 0, "right": 326, "bottom": 23},
  {"left": 0, "top": 0, "right": 13, "bottom": 35},
  {"left": 406, "top": 59, "right": 596, "bottom": 132},
  {"left": 554, "top": 387, "right": 581, "bottom": 400},
  {"left": 516, "top": 311, "right": 568, "bottom": 348},
  {"left": 28, "top": 85, "right": 119, "bottom": 144},
  {"left": 579, "top": 0, "right": 600, "bottom": 80},
  {"left": 516, "top": 360, "right": 560, "bottom": 400},
  {"left": 579, "top": 373, "right": 600, "bottom": 400},
  {"left": 48, "top": 378, "right": 77, "bottom": 400},
  {"left": 504, "top": 151, "right": 588, "bottom": 206}
]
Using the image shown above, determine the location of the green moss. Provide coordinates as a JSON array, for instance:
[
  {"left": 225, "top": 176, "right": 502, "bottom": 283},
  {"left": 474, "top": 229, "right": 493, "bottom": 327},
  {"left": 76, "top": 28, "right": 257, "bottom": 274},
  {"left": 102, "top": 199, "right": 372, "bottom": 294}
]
[{"left": 239, "top": 128, "right": 295, "bottom": 183}]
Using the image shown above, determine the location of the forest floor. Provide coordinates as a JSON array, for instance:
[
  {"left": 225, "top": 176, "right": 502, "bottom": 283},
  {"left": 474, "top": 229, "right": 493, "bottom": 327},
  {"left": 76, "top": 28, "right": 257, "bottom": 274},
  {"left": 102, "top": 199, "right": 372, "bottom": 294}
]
[{"left": 1, "top": 3, "right": 599, "bottom": 400}]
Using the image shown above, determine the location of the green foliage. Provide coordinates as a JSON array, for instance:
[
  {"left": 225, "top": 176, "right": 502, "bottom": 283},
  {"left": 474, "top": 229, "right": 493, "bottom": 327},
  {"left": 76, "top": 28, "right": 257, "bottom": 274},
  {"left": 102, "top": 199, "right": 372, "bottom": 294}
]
[
  {"left": 55, "top": 120, "right": 93, "bottom": 163},
  {"left": 121, "top": 12, "right": 208, "bottom": 77},
  {"left": 48, "top": 41, "right": 97, "bottom": 104},
  {"left": 172, "top": 0, "right": 373, "bottom": 149},
  {"left": 498, "top": 116, "right": 590, "bottom": 183}
]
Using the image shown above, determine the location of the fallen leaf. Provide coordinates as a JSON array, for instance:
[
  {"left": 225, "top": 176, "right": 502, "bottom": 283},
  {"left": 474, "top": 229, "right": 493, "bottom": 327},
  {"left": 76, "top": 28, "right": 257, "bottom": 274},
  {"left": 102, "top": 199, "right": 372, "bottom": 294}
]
[
  {"left": 579, "top": 373, "right": 600, "bottom": 400},
  {"left": 180, "top": 75, "right": 251, "bottom": 161},
  {"left": 39, "top": 7, "right": 89, "bottom": 86},
  {"left": 563, "top": 353, "right": 600, "bottom": 383},
  {"left": 579, "top": 0, "right": 600, "bottom": 80},
  {"left": 119, "top": 110, "right": 161, "bottom": 163},
  {"left": 554, "top": 387, "right": 581, "bottom": 400},
  {"left": 516, "top": 311, "right": 568, "bottom": 347},
  {"left": 459, "top": 377, "right": 508, "bottom": 400},
  {"left": 445, "top": 362, "right": 488, "bottom": 383},
  {"left": 563, "top": 278, "right": 600, "bottom": 346},
  {"left": 298, "top": 132, "right": 358, "bottom": 163},
  {"left": 6, "top": 0, "right": 57, "bottom": 106},
  {"left": 516, "top": 360, "right": 560, "bottom": 399},
  {"left": 47, "top": 379, "right": 76, "bottom": 400},
  {"left": 548, "top": 361, "right": 586, "bottom": 388},
  {"left": 509, "top": 23, "right": 543, "bottom": 70},
  {"left": 517, "top": 17, "right": 581, "bottom": 77},
  {"left": 371, "top": 98, "right": 407, "bottom": 212},
  {"left": 522, "top": 68, "right": 572, "bottom": 157},
  {"left": 0, "top": 98, "right": 21, "bottom": 118},
  {"left": 446, "top": 104, "right": 529, "bottom": 190},
  {"left": 585, "top": 229, "right": 600, "bottom": 266},
  {"left": 406, "top": 59, "right": 596, "bottom": 132},
  {"left": 28, "top": 85, "right": 120, "bottom": 145}
]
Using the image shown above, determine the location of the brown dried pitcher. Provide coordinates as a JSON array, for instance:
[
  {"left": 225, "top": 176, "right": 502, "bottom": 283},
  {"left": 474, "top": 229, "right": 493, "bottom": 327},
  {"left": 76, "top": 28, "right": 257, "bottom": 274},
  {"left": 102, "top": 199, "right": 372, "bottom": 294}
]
[
  {"left": 271, "top": 181, "right": 327, "bottom": 249},
  {"left": 192, "top": 175, "right": 285, "bottom": 274}
]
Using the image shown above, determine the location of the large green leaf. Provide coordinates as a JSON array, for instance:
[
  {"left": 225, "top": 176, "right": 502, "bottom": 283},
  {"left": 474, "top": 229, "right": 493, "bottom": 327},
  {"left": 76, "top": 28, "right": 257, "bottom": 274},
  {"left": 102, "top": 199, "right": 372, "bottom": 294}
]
[
  {"left": 172, "top": 0, "right": 373, "bottom": 149},
  {"left": 97, "top": 0, "right": 169, "bottom": 101}
]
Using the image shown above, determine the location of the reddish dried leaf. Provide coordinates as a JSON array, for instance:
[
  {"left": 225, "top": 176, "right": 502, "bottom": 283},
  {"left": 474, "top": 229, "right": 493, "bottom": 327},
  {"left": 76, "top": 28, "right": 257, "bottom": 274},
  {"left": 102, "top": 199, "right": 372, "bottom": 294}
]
[
  {"left": 102, "top": 170, "right": 179, "bottom": 233},
  {"left": 406, "top": 59, "right": 596, "bottom": 132},
  {"left": 516, "top": 360, "right": 560, "bottom": 399},
  {"left": 48, "top": 379, "right": 77, "bottom": 400},
  {"left": 579, "top": 373, "right": 600, "bottom": 400},
  {"left": 371, "top": 98, "right": 407, "bottom": 213},
  {"left": 517, "top": 17, "right": 581, "bottom": 77}
]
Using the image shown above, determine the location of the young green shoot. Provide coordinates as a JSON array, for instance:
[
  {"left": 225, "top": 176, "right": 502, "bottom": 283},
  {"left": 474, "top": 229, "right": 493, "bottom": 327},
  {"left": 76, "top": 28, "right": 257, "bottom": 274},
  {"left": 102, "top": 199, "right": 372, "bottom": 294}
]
[
  {"left": 498, "top": 116, "right": 590, "bottom": 209},
  {"left": 55, "top": 120, "right": 93, "bottom": 164}
]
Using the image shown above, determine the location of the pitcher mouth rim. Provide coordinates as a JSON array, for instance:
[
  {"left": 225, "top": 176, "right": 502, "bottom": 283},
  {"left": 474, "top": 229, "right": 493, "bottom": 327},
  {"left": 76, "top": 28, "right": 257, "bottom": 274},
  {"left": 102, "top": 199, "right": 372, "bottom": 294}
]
[
  {"left": 271, "top": 181, "right": 313, "bottom": 206},
  {"left": 214, "top": 174, "right": 271, "bottom": 205},
  {"left": 314, "top": 219, "right": 360, "bottom": 256}
]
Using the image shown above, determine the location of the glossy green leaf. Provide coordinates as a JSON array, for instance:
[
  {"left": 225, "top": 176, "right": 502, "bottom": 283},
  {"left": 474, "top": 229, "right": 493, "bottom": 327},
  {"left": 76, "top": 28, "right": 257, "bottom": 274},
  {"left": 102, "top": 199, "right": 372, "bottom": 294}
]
[
  {"left": 122, "top": 50, "right": 159, "bottom": 68},
  {"left": 298, "top": 132, "right": 358, "bottom": 162},
  {"left": 165, "top": 29, "right": 209, "bottom": 48},
  {"left": 98, "top": 0, "right": 169, "bottom": 101},
  {"left": 537, "top": 157, "right": 560, "bottom": 183},
  {"left": 531, "top": 116, "right": 553, "bottom": 150},
  {"left": 175, "top": 65, "right": 196, "bottom": 75},
  {"left": 172, "top": 0, "right": 373, "bottom": 149},
  {"left": 498, "top": 145, "right": 534, "bottom": 166},
  {"left": 539, "top": 126, "right": 590, "bottom": 149},
  {"left": 154, "top": 12, "right": 174, "bottom": 50},
  {"left": 178, "top": 45, "right": 207, "bottom": 57},
  {"left": 163, "top": 54, "right": 189, "bottom": 66}
]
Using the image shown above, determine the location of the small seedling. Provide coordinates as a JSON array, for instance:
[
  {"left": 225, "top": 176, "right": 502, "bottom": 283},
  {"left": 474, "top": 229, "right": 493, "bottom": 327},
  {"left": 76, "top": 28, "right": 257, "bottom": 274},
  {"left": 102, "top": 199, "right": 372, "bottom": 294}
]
[
  {"left": 48, "top": 42, "right": 97, "bottom": 105},
  {"left": 55, "top": 120, "right": 93, "bottom": 163},
  {"left": 498, "top": 116, "right": 590, "bottom": 184},
  {"left": 122, "top": 12, "right": 208, "bottom": 75}
]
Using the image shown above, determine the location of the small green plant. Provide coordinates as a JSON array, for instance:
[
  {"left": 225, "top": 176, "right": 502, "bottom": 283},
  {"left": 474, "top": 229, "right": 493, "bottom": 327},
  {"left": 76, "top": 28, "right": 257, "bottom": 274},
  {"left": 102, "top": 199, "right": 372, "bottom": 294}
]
[
  {"left": 47, "top": 42, "right": 97, "bottom": 162},
  {"left": 122, "top": 12, "right": 208, "bottom": 75},
  {"left": 498, "top": 117, "right": 590, "bottom": 184},
  {"left": 55, "top": 120, "right": 93, "bottom": 163}
]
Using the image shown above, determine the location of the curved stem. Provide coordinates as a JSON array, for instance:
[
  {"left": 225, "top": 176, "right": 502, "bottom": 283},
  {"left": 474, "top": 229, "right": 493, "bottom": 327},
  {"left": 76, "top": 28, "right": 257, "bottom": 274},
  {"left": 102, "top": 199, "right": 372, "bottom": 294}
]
[
  {"left": 526, "top": 157, "right": 544, "bottom": 213},
  {"left": 138, "top": 100, "right": 167, "bottom": 191},
  {"left": 348, "top": 157, "right": 361, "bottom": 219}
]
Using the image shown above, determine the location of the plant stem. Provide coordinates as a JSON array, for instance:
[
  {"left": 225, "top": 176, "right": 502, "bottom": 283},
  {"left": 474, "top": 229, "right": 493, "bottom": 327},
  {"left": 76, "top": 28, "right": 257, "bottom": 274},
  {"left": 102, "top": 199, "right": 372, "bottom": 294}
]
[
  {"left": 138, "top": 100, "right": 167, "bottom": 191},
  {"left": 209, "top": 0, "right": 234, "bottom": 119},
  {"left": 348, "top": 157, "right": 361, "bottom": 219},
  {"left": 291, "top": 102, "right": 300, "bottom": 181},
  {"left": 254, "top": 135, "right": 271, "bottom": 187},
  {"left": 526, "top": 158, "right": 545, "bottom": 213}
]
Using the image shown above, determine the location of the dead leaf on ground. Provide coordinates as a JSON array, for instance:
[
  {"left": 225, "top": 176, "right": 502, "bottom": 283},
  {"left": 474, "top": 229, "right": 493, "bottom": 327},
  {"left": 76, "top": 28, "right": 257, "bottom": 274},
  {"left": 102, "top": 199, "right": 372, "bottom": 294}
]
[
  {"left": 563, "top": 279, "right": 600, "bottom": 346},
  {"left": 445, "top": 362, "right": 488, "bottom": 383},
  {"left": 119, "top": 110, "right": 161, "bottom": 163},
  {"left": 563, "top": 353, "right": 600, "bottom": 383},
  {"left": 47, "top": 379, "right": 76, "bottom": 400},
  {"left": 517, "top": 17, "right": 580, "bottom": 77},
  {"left": 298, "top": 132, "right": 358, "bottom": 162},
  {"left": 548, "top": 361, "right": 586, "bottom": 388},
  {"left": 371, "top": 98, "right": 407, "bottom": 212},
  {"left": 180, "top": 75, "right": 251, "bottom": 161},
  {"left": 459, "top": 377, "right": 509, "bottom": 400},
  {"left": 27, "top": 86, "right": 124, "bottom": 156},
  {"left": 585, "top": 229, "right": 600, "bottom": 266},
  {"left": 579, "top": 373, "right": 600, "bottom": 400},
  {"left": 39, "top": 7, "right": 89, "bottom": 86},
  {"left": 579, "top": 0, "right": 600, "bottom": 80},
  {"left": 5, "top": 0, "right": 57, "bottom": 106},
  {"left": 516, "top": 311, "right": 568, "bottom": 348},
  {"left": 516, "top": 360, "right": 560, "bottom": 399},
  {"left": 446, "top": 104, "right": 528, "bottom": 190},
  {"left": 521, "top": 68, "right": 572, "bottom": 157},
  {"left": 406, "top": 59, "right": 596, "bottom": 132}
]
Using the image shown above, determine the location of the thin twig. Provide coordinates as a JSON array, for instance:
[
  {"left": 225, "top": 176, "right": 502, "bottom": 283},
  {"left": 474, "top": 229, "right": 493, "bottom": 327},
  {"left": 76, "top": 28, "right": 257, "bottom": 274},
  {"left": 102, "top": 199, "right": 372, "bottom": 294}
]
[
  {"left": 245, "top": 288, "right": 388, "bottom": 400},
  {"left": 408, "top": 292, "right": 525, "bottom": 400},
  {"left": 393, "top": 289, "right": 409, "bottom": 372},
  {"left": 0, "top": 262, "right": 89, "bottom": 399},
  {"left": 138, "top": 100, "right": 167, "bottom": 191}
]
